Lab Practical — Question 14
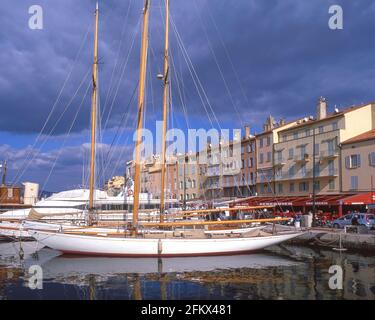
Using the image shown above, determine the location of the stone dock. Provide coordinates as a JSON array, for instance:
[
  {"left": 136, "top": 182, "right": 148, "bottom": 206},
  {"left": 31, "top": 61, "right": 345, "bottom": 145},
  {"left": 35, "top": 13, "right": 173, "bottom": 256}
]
[{"left": 285, "top": 227, "right": 375, "bottom": 253}]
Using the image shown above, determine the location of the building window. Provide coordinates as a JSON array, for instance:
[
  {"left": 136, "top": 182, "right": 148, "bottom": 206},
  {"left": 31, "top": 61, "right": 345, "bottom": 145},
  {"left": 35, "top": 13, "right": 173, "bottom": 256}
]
[
  {"left": 260, "top": 184, "right": 264, "bottom": 193},
  {"left": 259, "top": 153, "right": 264, "bottom": 164},
  {"left": 329, "top": 179, "right": 335, "bottom": 190},
  {"left": 301, "top": 163, "right": 307, "bottom": 177},
  {"left": 282, "top": 135, "right": 287, "bottom": 142},
  {"left": 241, "top": 160, "right": 244, "bottom": 169},
  {"left": 293, "top": 131, "right": 299, "bottom": 139},
  {"left": 288, "top": 148, "right": 294, "bottom": 159},
  {"left": 241, "top": 146, "right": 245, "bottom": 154},
  {"left": 318, "top": 126, "right": 324, "bottom": 134},
  {"left": 313, "top": 181, "right": 320, "bottom": 191},
  {"left": 314, "top": 163, "right": 320, "bottom": 177},
  {"left": 369, "top": 152, "right": 375, "bottom": 166},
  {"left": 351, "top": 176, "right": 359, "bottom": 190},
  {"left": 345, "top": 154, "right": 361, "bottom": 169},
  {"left": 328, "top": 159, "right": 335, "bottom": 175},
  {"left": 289, "top": 183, "right": 295, "bottom": 192},
  {"left": 247, "top": 144, "right": 251, "bottom": 153},
  {"left": 288, "top": 166, "right": 295, "bottom": 178},
  {"left": 314, "top": 143, "right": 320, "bottom": 156},
  {"left": 266, "top": 136, "right": 271, "bottom": 146},
  {"left": 332, "top": 122, "right": 338, "bottom": 131},
  {"left": 278, "top": 183, "right": 283, "bottom": 194},
  {"left": 305, "top": 129, "right": 310, "bottom": 137},
  {"left": 180, "top": 181, "right": 183, "bottom": 189},
  {"left": 192, "top": 180, "right": 196, "bottom": 188},
  {"left": 275, "top": 151, "right": 282, "bottom": 161},
  {"left": 299, "top": 182, "right": 309, "bottom": 192},
  {"left": 260, "top": 138, "right": 264, "bottom": 148},
  {"left": 266, "top": 152, "right": 271, "bottom": 162}
]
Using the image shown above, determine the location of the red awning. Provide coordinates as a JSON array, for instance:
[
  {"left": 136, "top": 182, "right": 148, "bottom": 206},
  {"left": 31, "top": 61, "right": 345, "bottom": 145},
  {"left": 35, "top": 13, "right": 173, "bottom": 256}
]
[
  {"left": 340, "top": 192, "right": 375, "bottom": 205},
  {"left": 231, "top": 193, "right": 358, "bottom": 207}
]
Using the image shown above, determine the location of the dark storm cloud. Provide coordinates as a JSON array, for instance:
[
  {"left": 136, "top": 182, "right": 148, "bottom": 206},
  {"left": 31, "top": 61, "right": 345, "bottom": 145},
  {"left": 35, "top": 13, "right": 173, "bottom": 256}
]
[
  {"left": 1, "top": 0, "right": 375, "bottom": 135},
  {"left": 2, "top": 0, "right": 375, "bottom": 190}
]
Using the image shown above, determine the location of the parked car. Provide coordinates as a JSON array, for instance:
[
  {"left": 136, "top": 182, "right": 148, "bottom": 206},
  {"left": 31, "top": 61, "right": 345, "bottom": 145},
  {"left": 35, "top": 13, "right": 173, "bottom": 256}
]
[{"left": 331, "top": 213, "right": 375, "bottom": 229}]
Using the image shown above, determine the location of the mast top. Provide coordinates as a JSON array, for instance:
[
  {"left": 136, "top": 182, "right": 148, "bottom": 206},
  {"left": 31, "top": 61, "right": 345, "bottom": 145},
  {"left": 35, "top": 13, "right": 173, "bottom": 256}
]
[{"left": 96, "top": 2, "right": 98, "bottom": 11}]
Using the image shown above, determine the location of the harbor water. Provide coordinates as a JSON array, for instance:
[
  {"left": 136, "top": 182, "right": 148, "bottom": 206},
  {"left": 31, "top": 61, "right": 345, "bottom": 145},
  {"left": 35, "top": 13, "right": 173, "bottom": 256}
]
[{"left": 0, "top": 241, "right": 374, "bottom": 300}]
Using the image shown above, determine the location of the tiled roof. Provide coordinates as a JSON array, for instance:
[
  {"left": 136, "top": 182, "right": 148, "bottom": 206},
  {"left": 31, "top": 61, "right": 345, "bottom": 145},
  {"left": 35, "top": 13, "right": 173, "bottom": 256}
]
[
  {"left": 342, "top": 129, "right": 375, "bottom": 145},
  {"left": 277, "top": 102, "right": 375, "bottom": 133}
]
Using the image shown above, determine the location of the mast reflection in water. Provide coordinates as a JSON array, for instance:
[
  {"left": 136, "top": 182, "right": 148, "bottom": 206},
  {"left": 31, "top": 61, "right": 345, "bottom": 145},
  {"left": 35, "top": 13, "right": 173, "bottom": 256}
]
[{"left": 0, "top": 241, "right": 374, "bottom": 300}]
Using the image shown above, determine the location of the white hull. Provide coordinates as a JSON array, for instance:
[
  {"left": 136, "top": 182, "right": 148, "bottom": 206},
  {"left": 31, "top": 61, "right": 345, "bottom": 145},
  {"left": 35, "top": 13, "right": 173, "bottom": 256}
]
[{"left": 29, "top": 230, "right": 303, "bottom": 257}]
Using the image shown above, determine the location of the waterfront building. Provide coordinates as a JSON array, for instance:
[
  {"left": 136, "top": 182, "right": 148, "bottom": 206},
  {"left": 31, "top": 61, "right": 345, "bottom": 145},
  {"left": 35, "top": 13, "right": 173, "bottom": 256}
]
[
  {"left": 220, "top": 126, "right": 257, "bottom": 198},
  {"left": 256, "top": 116, "right": 298, "bottom": 196},
  {"left": 177, "top": 152, "right": 206, "bottom": 203},
  {"left": 341, "top": 129, "right": 375, "bottom": 193},
  {"left": 273, "top": 98, "right": 375, "bottom": 196}
]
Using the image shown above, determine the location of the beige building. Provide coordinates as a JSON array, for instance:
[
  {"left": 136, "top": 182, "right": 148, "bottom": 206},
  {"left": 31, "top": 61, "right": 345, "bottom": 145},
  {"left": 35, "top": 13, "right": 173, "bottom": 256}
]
[
  {"left": 256, "top": 116, "right": 297, "bottom": 195},
  {"left": 273, "top": 98, "right": 375, "bottom": 196},
  {"left": 177, "top": 153, "right": 205, "bottom": 203},
  {"left": 341, "top": 129, "right": 375, "bottom": 192},
  {"left": 221, "top": 126, "right": 257, "bottom": 198}
]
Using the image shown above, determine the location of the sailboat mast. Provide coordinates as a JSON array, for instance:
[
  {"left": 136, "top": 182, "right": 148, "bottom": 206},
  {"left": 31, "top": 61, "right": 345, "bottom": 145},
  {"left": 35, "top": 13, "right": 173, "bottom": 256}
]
[
  {"left": 89, "top": 2, "right": 99, "bottom": 215},
  {"left": 159, "top": 0, "right": 169, "bottom": 221},
  {"left": 133, "top": 0, "right": 150, "bottom": 232}
]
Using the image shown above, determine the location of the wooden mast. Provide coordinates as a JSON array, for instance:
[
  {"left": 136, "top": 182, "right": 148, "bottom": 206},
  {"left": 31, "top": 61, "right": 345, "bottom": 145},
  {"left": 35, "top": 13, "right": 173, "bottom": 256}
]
[
  {"left": 133, "top": 0, "right": 150, "bottom": 233},
  {"left": 88, "top": 2, "right": 99, "bottom": 223},
  {"left": 159, "top": 0, "right": 169, "bottom": 222}
]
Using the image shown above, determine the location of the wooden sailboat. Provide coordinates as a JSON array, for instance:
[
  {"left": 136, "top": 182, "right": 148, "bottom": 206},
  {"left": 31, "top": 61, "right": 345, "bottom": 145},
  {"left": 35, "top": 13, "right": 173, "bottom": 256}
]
[{"left": 29, "top": 1, "right": 304, "bottom": 257}]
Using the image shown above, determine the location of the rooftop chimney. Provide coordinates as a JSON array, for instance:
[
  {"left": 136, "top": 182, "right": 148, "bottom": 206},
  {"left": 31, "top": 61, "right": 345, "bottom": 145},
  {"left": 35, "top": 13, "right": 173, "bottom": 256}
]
[
  {"left": 317, "top": 96, "right": 327, "bottom": 120},
  {"left": 244, "top": 125, "right": 251, "bottom": 139}
]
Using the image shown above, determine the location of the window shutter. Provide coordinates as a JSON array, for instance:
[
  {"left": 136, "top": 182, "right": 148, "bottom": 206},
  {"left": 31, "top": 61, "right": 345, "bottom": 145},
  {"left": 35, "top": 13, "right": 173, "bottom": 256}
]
[
  {"left": 345, "top": 156, "right": 350, "bottom": 169},
  {"left": 357, "top": 154, "right": 361, "bottom": 167}
]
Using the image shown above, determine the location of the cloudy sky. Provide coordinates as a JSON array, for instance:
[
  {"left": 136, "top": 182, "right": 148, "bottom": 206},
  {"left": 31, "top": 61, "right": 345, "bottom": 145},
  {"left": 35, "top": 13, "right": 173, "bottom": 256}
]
[{"left": 1, "top": 0, "right": 375, "bottom": 191}]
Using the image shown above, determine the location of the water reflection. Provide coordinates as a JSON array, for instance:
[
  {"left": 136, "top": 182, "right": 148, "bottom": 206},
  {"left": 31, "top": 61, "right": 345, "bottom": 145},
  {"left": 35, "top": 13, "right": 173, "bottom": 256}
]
[{"left": 0, "top": 241, "right": 374, "bottom": 300}]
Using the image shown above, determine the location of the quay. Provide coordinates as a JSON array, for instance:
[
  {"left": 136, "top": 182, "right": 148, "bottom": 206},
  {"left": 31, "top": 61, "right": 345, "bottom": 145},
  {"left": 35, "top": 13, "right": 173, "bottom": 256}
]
[{"left": 286, "top": 227, "right": 375, "bottom": 253}]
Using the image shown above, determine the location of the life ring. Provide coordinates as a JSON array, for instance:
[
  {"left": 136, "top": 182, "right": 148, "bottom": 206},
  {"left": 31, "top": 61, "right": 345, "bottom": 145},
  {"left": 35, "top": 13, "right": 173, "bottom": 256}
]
[{"left": 127, "top": 189, "right": 133, "bottom": 196}]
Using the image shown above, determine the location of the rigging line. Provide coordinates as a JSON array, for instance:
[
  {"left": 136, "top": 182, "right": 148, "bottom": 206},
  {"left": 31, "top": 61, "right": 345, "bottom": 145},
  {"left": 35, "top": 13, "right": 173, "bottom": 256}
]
[
  {"left": 98, "top": 82, "right": 139, "bottom": 180},
  {"left": 102, "top": 17, "right": 141, "bottom": 132},
  {"left": 11, "top": 22, "right": 92, "bottom": 186},
  {"left": 193, "top": 0, "right": 244, "bottom": 129},
  {"left": 170, "top": 13, "right": 222, "bottom": 131},
  {"left": 96, "top": 71, "right": 106, "bottom": 190},
  {"left": 101, "top": 0, "right": 133, "bottom": 120},
  {"left": 13, "top": 67, "right": 92, "bottom": 186},
  {"left": 169, "top": 47, "right": 190, "bottom": 130},
  {"left": 102, "top": 83, "right": 138, "bottom": 179},
  {"left": 169, "top": 16, "right": 214, "bottom": 130},
  {"left": 204, "top": 0, "right": 252, "bottom": 114},
  {"left": 170, "top": 13, "right": 223, "bottom": 132},
  {"left": 40, "top": 77, "right": 92, "bottom": 192}
]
